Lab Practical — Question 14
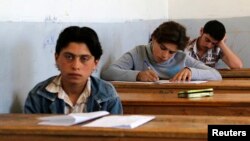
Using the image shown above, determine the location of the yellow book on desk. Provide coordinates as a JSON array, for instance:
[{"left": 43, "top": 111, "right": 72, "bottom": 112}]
[
  {"left": 178, "top": 88, "right": 213, "bottom": 98},
  {"left": 178, "top": 91, "right": 214, "bottom": 98}
]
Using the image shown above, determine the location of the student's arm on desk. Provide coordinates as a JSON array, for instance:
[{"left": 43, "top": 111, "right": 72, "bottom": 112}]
[
  {"left": 101, "top": 53, "right": 140, "bottom": 82},
  {"left": 186, "top": 56, "right": 222, "bottom": 80},
  {"left": 101, "top": 64, "right": 140, "bottom": 82}
]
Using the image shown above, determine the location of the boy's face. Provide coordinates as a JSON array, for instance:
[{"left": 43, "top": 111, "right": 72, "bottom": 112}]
[
  {"left": 198, "top": 29, "right": 219, "bottom": 50},
  {"left": 55, "top": 42, "right": 98, "bottom": 85},
  {"left": 152, "top": 38, "right": 178, "bottom": 64}
]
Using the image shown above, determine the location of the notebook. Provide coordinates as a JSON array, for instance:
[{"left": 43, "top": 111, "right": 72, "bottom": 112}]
[
  {"left": 178, "top": 88, "right": 214, "bottom": 98},
  {"left": 38, "top": 111, "right": 109, "bottom": 126},
  {"left": 83, "top": 115, "right": 155, "bottom": 129}
]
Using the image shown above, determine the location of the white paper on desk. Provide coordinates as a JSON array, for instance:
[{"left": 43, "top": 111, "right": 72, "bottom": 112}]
[
  {"left": 111, "top": 81, "right": 154, "bottom": 84},
  {"left": 83, "top": 115, "right": 155, "bottom": 129},
  {"left": 155, "top": 80, "right": 207, "bottom": 84},
  {"left": 112, "top": 80, "right": 206, "bottom": 84},
  {"left": 38, "top": 111, "right": 109, "bottom": 126}
]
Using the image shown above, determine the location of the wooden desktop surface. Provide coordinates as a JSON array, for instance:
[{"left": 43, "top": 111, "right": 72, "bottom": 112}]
[
  {"left": 120, "top": 92, "right": 250, "bottom": 116},
  {"left": 1, "top": 114, "right": 250, "bottom": 141},
  {"left": 111, "top": 80, "right": 250, "bottom": 94},
  {"left": 219, "top": 68, "right": 250, "bottom": 79}
]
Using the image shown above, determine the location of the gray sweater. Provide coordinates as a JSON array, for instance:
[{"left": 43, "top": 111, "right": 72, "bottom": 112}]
[{"left": 101, "top": 44, "right": 222, "bottom": 81}]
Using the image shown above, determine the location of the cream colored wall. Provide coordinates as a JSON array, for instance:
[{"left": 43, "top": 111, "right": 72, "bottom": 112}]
[
  {"left": 0, "top": 0, "right": 168, "bottom": 22},
  {"left": 168, "top": 0, "right": 250, "bottom": 19}
]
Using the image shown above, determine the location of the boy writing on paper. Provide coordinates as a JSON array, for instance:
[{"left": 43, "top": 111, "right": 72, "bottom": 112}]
[
  {"left": 101, "top": 21, "right": 222, "bottom": 82},
  {"left": 185, "top": 20, "right": 243, "bottom": 69},
  {"left": 24, "top": 26, "right": 122, "bottom": 114}
]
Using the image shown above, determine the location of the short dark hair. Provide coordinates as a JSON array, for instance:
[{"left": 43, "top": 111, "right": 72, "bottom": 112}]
[
  {"left": 55, "top": 26, "right": 103, "bottom": 60},
  {"left": 203, "top": 20, "right": 226, "bottom": 41},
  {"left": 151, "top": 21, "right": 189, "bottom": 51}
]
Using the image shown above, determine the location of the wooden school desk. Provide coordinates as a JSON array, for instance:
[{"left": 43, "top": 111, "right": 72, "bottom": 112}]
[
  {"left": 111, "top": 80, "right": 250, "bottom": 94},
  {"left": 218, "top": 68, "right": 250, "bottom": 80},
  {"left": 120, "top": 92, "right": 250, "bottom": 116},
  {"left": 1, "top": 114, "right": 250, "bottom": 141}
]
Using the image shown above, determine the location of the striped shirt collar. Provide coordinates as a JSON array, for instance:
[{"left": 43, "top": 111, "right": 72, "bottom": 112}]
[{"left": 46, "top": 75, "right": 91, "bottom": 114}]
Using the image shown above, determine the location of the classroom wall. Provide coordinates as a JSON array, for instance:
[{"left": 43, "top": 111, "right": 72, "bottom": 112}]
[
  {"left": 1, "top": 0, "right": 250, "bottom": 113},
  {"left": 0, "top": 0, "right": 168, "bottom": 113}
]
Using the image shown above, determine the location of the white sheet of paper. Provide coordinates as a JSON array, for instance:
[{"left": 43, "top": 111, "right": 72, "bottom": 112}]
[
  {"left": 112, "top": 80, "right": 207, "bottom": 84},
  {"left": 112, "top": 81, "right": 154, "bottom": 84},
  {"left": 38, "top": 111, "right": 109, "bottom": 126},
  {"left": 83, "top": 115, "right": 155, "bottom": 129},
  {"left": 155, "top": 80, "right": 207, "bottom": 84}
]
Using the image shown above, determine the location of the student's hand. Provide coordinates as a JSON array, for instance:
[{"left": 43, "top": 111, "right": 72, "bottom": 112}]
[
  {"left": 170, "top": 67, "right": 192, "bottom": 82},
  {"left": 218, "top": 35, "right": 227, "bottom": 47},
  {"left": 136, "top": 70, "right": 159, "bottom": 82}
]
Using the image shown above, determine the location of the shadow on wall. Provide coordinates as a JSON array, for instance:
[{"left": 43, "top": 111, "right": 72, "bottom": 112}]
[
  {"left": 10, "top": 37, "right": 35, "bottom": 113},
  {"left": 10, "top": 93, "right": 22, "bottom": 113}
]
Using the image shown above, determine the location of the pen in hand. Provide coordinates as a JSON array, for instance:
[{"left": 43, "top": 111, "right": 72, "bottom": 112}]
[
  {"left": 142, "top": 60, "right": 159, "bottom": 81},
  {"left": 144, "top": 60, "right": 151, "bottom": 70}
]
